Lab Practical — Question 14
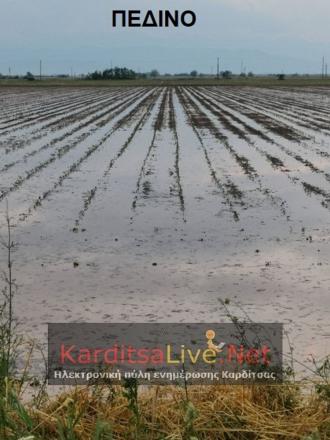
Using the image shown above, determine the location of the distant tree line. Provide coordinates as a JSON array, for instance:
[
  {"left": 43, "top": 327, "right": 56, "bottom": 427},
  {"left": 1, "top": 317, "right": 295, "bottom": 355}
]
[
  {"left": 0, "top": 70, "right": 319, "bottom": 83},
  {"left": 86, "top": 67, "right": 137, "bottom": 80}
]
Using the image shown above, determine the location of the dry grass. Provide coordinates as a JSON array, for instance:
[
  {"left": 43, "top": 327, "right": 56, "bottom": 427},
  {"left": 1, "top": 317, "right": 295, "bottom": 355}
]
[{"left": 3, "top": 382, "right": 326, "bottom": 440}]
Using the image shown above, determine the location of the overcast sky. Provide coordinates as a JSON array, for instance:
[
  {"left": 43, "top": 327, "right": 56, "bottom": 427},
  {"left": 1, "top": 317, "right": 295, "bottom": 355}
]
[{"left": 0, "top": 0, "right": 329, "bottom": 75}]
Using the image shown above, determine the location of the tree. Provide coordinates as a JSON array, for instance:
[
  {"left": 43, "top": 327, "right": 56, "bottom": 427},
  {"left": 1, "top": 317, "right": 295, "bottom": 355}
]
[
  {"left": 190, "top": 70, "right": 198, "bottom": 77},
  {"left": 150, "top": 69, "right": 160, "bottom": 78},
  {"left": 277, "top": 74, "right": 286, "bottom": 80},
  {"left": 24, "top": 72, "right": 35, "bottom": 81},
  {"left": 222, "top": 70, "right": 232, "bottom": 79}
]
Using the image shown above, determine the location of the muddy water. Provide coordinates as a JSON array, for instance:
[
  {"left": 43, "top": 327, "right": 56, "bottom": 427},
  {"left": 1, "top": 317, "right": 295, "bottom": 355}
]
[{"left": 0, "top": 86, "right": 329, "bottom": 378}]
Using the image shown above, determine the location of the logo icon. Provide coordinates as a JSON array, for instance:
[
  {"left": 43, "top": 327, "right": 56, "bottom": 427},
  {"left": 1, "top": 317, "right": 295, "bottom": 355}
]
[{"left": 205, "top": 329, "right": 226, "bottom": 353}]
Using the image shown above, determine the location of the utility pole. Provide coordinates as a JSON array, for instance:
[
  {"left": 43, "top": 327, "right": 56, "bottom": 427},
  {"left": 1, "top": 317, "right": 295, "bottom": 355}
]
[
  {"left": 217, "top": 57, "right": 220, "bottom": 79},
  {"left": 39, "top": 60, "right": 42, "bottom": 81}
]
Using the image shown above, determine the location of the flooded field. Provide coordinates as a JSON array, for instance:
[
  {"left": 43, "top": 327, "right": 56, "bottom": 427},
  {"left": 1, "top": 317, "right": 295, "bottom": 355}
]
[{"left": 0, "top": 85, "right": 329, "bottom": 374}]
